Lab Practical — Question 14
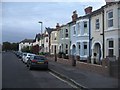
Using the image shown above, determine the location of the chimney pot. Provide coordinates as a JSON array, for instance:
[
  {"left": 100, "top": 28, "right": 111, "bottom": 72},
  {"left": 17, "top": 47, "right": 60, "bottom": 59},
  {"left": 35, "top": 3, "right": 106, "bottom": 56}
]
[
  {"left": 56, "top": 23, "right": 60, "bottom": 29},
  {"left": 72, "top": 10, "right": 78, "bottom": 22},
  {"left": 84, "top": 6, "right": 92, "bottom": 14}
]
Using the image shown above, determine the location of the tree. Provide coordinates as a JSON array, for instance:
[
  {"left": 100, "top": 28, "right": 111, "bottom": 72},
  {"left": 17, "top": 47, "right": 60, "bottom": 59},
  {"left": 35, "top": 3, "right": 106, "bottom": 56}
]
[
  {"left": 2, "top": 42, "right": 19, "bottom": 51},
  {"left": 11, "top": 43, "right": 19, "bottom": 51},
  {"left": 2, "top": 42, "right": 11, "bottom": 51},
  {"left": 31, "top": 45, "right": 39, "bottom": 54},
  {"left": 21, "top": 46, "right": 30, "bottom": 53}
]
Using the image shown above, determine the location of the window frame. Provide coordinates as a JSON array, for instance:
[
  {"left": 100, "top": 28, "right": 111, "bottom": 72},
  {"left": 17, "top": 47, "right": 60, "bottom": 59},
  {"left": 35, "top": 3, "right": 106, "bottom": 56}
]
[
  {"left": 73, "top": 26, "right": 76, "bottom": 35},
  {"left": 95, "top": 18, "right": 100, "bottom": 30},
  {"left": 83, "top": 42, "right": 87, "bottom": 55},
  {"left": 107, "top": 10, "right": 113, "bottom": 28},
  {"left": 108, "top": 39, "right": 114, "bottom": 56},
  {"left": 77, "top": 22, "right": 80, "bottom": 35},
  {"left": 65, "top": 29, "right": 69, "bottom": 38},
  {"left": 83, "top": 21, "right": 88, "bottom": 34}
]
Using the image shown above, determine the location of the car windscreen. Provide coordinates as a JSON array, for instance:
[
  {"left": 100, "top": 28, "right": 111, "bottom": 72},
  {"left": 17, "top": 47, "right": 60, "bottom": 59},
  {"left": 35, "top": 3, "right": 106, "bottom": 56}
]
[{"left": 34, "top": 56, "right": 46, "bottom": 60}]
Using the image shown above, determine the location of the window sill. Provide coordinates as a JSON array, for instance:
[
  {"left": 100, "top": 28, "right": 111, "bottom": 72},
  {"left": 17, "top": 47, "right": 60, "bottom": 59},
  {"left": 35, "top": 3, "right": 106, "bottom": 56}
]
[
  {"left": 83, "top": 34, "right": 89, "bottom": 36},
  {"left": 105, "top": 27, "right": 118, "bottom": 32},
  {"left": 77, "top": 34, "right": 81, "bottom": 36},
  {"left": 95, "top": 30, "right": 100, "bottom": 32},
  {"left": 65, "top": 38, "right": 69, "bottom": 39}
]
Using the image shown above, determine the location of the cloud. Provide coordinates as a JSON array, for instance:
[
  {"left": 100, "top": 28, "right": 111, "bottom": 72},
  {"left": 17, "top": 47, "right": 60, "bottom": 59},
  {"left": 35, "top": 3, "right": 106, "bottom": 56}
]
[
  {"left": 2, "top": 2, "right": 106, "bottom": 42},
  {"left": 2, "top": 0, "right": 105, "bottom": 2}
]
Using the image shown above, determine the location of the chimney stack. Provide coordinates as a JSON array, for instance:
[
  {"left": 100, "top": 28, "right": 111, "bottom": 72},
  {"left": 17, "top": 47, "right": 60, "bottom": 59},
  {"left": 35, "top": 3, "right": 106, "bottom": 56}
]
[
  {"left": 56, "top": 23, "right": 60, "bottom": 29},
  {"left": 72, "top": 10, "right": 78, "bottom": 22},
  {"left": 84, "top": 6, "right": 92, "bottom": 14},
  {"left": 105, "top": 0, "right": 113, "bottom": 4}
]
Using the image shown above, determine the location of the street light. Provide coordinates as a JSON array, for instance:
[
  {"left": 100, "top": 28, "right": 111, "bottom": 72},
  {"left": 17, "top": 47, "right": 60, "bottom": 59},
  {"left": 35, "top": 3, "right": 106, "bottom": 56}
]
[
  {"left": 38, "top": 21, "right": 43, "bottom": 52},
  {"left": 38, "top": 21, "right": 43, "bottom": 34}
]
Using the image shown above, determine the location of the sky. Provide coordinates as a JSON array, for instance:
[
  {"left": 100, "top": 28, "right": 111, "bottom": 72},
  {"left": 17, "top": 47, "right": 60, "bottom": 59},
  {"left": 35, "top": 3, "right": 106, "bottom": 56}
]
[{"left": 1, "top": 0, "right": 106, "bottom": 43}]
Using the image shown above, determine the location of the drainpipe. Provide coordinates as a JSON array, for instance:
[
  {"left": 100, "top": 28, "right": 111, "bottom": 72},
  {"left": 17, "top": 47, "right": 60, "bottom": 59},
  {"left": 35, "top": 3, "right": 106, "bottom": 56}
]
[
  {"left": 102, "top": 9, "right": 105, "bottom": 59},
  {"left": 89, "top": 15, "right": 91, "bottom": 61}
]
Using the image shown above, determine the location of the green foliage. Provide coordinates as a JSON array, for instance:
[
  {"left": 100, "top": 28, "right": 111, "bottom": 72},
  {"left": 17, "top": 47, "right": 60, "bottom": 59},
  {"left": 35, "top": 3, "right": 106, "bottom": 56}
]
[
  {"left": 21, "top": 46, "right": 31, "bottom": 53},
  {"left": 2, "top": 42, "right": 19, "bottom": 51},
  {"left": 58, "top": 52, "right": 65, "bottom": 58},
  {"left": 39, "top": 52, "right": 46, "bottom": 55}
]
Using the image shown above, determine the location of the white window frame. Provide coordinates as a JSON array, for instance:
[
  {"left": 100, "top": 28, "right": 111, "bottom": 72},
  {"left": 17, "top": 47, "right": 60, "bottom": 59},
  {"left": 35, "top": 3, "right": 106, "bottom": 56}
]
[
  {"left": 77, "top": 22, "right": 80, "bottom": 35},
  {"left": 65, "top": 44, "right": 68, "bottom": 54},
  {"left": 83, "top": 21, "right": 88, "bottom": 35},
  {"left": 73, "top": 26, "right": 76, "bottom": 35},
  {"left": 65, "top": 29, "right": 69, "bottom": 38},
  {"left": 78, "top": 43, "right": 80, "bottom": 55},
  {"left": 107, "top": 10, "right": 113, "bottom": 28},
  {"left": 95, "top": 18, "right": 100, "bottom": 30},
  {"left": 83, "top": 42, "right": 87, "bottom": 55},
  {"left": 108, "top": 39, "right": 114, "bottom": 56}
]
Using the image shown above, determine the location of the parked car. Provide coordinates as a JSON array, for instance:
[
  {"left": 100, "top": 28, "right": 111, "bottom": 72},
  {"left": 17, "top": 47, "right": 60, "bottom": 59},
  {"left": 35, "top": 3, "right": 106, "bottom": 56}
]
[
  {"left": 23, "top": 53, "right": 35, "bottom": 64},
  {"left": 15, "top": 51, "right": 22, "bottom": 59},
  {"left": 18, "top": 52, "right": 23, "bottom": 59},
  {"left": 22, "top": 52, "right": 27, "bottom": 62},
  {"left": 27, "top": 55, "right": 48, "bottom": 70}
]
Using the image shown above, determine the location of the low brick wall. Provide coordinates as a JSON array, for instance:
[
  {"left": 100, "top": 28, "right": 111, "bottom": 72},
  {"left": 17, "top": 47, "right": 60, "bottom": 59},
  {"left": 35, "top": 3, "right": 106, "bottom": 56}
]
[{"left": 47, "top": 56, "right": 109, "bottom": 76}]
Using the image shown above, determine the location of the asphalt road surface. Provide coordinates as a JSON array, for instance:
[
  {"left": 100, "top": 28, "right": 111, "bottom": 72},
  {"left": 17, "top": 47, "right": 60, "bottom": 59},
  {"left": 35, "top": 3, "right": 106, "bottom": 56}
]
[{"left": 2, "top": 52, "right": 73, "bottom": 88}]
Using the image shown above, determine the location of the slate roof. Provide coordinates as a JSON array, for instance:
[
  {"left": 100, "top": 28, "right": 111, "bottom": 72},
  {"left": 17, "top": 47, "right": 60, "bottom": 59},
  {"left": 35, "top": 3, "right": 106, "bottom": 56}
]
[
  {"left": 20, "top": 39, "right": 33, "bottom": 43},
  {"left": 67, "top": 2, "right": 120, "bottom": 25}
]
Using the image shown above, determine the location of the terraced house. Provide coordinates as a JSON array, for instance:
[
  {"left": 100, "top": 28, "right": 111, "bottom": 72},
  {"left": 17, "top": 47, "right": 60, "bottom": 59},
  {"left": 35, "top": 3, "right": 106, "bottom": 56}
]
[
  {"left": 104, "top": 2, "right": 120, "bottom": 60},
  {"left": 69, "top": 1, "right": 120, "bottom": 62},
  {"left": 91, "top": 2, "right": 120, "bottom": 64},
  {"left": 43, "top": 30, "right": 49, "bottom": 53},
  {"left": 70, "top": 9, "right": 91, "bottom": 61},
  {"left": 58, "top": 23, "right": 70, "bottom": 56},
  {"left": 31, "top": 1, "right": 120, "bottom": 62},
  {"left": 50, "top": 26, "right": 59, "bottom": 55},
  {"left": 19, "top": 39, "right": 33, "bottom": 51},
  {"left": 91, "top": 6, "right": 104, "bottom": 64}
]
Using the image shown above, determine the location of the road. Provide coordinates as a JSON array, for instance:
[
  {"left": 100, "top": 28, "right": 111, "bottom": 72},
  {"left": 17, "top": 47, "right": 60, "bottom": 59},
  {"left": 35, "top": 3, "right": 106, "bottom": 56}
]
[{"left": 2, "top": 52, "right": 74, "bottom": 88}]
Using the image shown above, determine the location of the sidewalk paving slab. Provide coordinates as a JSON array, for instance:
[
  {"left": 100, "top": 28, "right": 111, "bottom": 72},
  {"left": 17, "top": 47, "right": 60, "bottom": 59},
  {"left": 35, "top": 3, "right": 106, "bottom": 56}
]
[{"left": 48, "top": 59, "right": 118, "bottom": 89}]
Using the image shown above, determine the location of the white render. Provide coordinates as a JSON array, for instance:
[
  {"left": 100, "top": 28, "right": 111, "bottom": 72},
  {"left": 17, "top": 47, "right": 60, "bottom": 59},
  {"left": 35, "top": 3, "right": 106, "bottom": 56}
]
[
  {"left": 70, "top": 18, "right": 90, "bottom": 60},
  {"left": 104, "top": 2, "right": 120, "bottom": 59},
  {"left": 43, "top": 30, "right": 49, "bottom": 53},
  {"left": 91, "top": 9, "right": 103, "bottom": 64},
  {"left": 50, "top": 30, "right": 58, "bottom": 55},
  {"left": 19, "top": 42, "right": 33, "bottom": 51}
]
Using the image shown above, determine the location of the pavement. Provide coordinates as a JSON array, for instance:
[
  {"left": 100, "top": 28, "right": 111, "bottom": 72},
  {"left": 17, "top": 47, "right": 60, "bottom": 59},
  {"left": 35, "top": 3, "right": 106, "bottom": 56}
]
[{"left": 48, "top": 58, "right": 119, "bottom": 89}]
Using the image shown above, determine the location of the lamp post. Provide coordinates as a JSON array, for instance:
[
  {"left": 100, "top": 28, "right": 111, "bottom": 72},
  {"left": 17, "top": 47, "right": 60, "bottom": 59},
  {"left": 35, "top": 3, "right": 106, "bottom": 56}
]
[
  {"left": 38, "top": 21, "right": 43, "bottom": 34},
  {"left": 38, "top": 21, "right": 43, "bottom": 52}
]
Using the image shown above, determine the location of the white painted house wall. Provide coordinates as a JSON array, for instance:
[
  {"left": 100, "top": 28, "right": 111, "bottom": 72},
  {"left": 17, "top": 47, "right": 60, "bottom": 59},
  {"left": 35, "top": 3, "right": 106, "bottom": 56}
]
[
  {"left": 19, "top": 42, "right": 32, "bottom": 51},
  {"left": 91, "top": 10, "right": 103, "bottom": 63},
  {"left": 104, "top": 2, "right": 120, "bottom": 59},
  {"left": 70, "top": 18, "right": 90, "bottom": 60}
]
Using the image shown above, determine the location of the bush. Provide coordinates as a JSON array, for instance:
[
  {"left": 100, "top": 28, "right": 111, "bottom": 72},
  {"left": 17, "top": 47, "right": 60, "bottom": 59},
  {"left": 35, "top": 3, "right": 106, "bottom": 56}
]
[
  {"left": 58, "top": 52, "right": 69, "bottom": 59},
  {"left": 58, "top": 52, "right": 64, "bottom": 58},
  {"left": 39, "top": 52, "right": 45, "bottom": 55},
  {"left": 63, "top": 54, "right": 69, "bottom": 59}
]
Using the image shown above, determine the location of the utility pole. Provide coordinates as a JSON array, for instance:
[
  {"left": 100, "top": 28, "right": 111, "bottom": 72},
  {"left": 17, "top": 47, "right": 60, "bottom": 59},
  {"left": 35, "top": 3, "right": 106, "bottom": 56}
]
[{"left": 38, "top": 21, "right": 43, "bottom": 52}]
